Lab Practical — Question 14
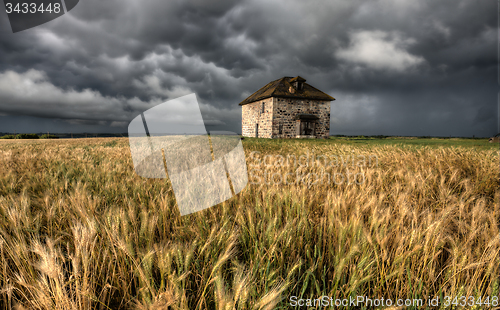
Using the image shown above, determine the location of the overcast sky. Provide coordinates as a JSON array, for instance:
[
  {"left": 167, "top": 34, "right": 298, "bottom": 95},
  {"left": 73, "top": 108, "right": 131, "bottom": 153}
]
[{"left": 0, "top": 0, "right": 497, "bottom": 137}]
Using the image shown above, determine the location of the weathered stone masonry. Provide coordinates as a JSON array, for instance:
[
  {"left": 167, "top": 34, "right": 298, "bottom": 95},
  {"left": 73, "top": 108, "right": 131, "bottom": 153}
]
[
  {"left": 241, "top": 98, "right": 273, "bottom": 138},
  {"left": 240, "top": 76, "right": 334, "bottom": 139}
]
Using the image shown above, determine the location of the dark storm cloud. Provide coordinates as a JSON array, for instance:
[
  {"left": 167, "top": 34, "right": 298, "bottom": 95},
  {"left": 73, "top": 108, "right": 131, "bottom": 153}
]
[{"left": 0, "top": 0, "right": 497, "bottom": 136}]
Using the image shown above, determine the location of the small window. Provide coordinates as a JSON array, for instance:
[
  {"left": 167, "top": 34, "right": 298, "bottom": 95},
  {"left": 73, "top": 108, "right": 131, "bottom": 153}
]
[
  {"left": 262, "top": 102, "right": 265, "bottom": 113},
  {"left": 278, "top": 124, "right": 283, "bottom": 135}
]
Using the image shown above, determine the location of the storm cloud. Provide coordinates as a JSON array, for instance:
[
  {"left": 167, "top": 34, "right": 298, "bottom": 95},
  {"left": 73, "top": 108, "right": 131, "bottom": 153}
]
[{"left": 0, "top": 0, "right": 497, "bottom": 136}]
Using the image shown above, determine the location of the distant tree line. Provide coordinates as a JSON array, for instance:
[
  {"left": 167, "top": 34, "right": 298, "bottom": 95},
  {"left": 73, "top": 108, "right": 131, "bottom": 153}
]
[{"left": 0, "top": 133, "right": 59, "bottom": 139}]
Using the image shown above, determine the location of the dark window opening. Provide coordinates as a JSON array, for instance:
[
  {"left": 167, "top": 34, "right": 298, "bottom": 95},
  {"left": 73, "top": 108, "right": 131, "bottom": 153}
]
[
  {"left": 262, "top": 102, "right": 265, "bottom": 113},
  {"left": 298, "top": 121, "right": 316, "bottom": 136},
  {"left": 278, "top": 124, "right": 283, "bottom": 135}
]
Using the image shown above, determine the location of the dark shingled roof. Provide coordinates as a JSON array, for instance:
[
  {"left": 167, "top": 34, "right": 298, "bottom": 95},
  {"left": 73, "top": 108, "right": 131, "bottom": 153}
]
[{"left": 239, "top": 76, "right": 335, "bottom": 106}]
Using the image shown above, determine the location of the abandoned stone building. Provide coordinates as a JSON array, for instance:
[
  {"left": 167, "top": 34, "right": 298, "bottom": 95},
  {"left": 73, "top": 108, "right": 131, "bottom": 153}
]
[{"left": 240, "top": 76, "right": 335, "bottom": 139}]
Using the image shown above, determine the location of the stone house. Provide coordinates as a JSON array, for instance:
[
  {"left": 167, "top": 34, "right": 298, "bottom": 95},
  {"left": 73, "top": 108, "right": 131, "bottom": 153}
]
[{"left": 240, "top": 76, "right": 335, "bottom": 139}]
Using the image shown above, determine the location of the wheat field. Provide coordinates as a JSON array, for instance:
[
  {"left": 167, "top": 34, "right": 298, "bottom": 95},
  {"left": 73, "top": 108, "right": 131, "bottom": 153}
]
[{"left": 0, "top": 137, "right": 498, "bottom": 309}]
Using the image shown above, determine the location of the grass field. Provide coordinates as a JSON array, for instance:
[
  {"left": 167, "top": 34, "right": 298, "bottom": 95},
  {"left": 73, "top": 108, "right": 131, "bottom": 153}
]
[{"left": 0, "top": 137, "right": 498, "bottom": 309}]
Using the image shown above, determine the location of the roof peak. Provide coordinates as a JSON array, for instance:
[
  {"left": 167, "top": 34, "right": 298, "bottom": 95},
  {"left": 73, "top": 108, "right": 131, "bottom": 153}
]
[{"left": 289, "top": 76, "right": 306, "bottom": 83}]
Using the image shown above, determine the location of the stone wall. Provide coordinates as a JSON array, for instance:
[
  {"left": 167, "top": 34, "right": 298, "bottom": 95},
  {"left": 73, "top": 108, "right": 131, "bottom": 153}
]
[
  {"left": 241, "top": 98, "right": 273, "bottom": 138},
  {"left": 241, "top": 97, "right": 331, "bottom": 139}
]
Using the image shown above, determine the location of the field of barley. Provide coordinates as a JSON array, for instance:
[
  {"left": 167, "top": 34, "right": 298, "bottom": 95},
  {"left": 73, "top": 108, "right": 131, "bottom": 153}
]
[{"left": 0, "top": 137, "right": 498, "bottom": 309}]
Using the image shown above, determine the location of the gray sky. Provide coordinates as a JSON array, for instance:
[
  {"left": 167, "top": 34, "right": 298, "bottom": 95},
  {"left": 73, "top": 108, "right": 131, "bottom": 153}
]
[{"left": 0, "top": 0, "right": 497, "bottom": 137}]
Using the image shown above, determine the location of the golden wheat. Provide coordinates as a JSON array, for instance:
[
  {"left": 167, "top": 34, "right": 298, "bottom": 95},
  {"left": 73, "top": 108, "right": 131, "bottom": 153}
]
[{"left": 0, "top": 138, "right": 497, "bottom": 309}]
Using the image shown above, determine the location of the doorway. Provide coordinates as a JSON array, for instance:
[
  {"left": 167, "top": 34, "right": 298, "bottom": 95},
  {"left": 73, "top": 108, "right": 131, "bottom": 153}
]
[{"left": 299, "top": 121, "right": 315, "bottom": 136}]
